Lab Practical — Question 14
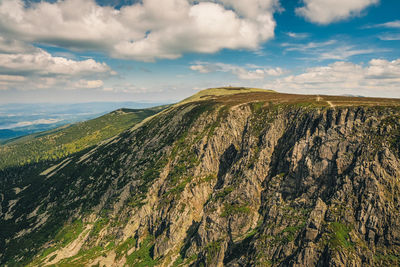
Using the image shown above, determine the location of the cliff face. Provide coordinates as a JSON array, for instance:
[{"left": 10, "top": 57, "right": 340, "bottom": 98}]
[{"left": 1, "top": 90, "right": 400, "bottom": 266}]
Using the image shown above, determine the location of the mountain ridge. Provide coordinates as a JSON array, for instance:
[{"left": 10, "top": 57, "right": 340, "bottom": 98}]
[{"left": 1, "top": 88, "right": 400, "bottom": 266}]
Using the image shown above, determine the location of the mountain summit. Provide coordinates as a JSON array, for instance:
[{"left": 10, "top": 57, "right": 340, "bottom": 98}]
[{"left": 1, "top": 88, "right": 400, "bottom": 266}]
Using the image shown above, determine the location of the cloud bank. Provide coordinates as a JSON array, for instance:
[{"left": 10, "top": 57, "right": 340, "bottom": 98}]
[
  {"left": 265, "top": 58, "right": 400, "bottom": 96},
  {"left": 296, "top": 0, "right": 379, "bottom": 24},
  {"left": 0, "top": 0, "right": 279, "bottom": 61},
  {"left": 0, "top": 48, "right": 111, "bottom": 77}
]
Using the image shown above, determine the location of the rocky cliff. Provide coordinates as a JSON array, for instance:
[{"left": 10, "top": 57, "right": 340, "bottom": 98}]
[{"left": 1, "top": 88, "right": 400, "bottom": 266}]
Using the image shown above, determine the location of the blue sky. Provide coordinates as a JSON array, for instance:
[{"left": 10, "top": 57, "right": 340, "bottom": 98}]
[{"left": 0, "top": 0, "right": 399, "bottom": 103}]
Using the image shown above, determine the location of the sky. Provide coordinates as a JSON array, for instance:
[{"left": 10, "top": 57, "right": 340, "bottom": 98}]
[{"left": 0, "top": 0, "right": 399, "bottom": 103}]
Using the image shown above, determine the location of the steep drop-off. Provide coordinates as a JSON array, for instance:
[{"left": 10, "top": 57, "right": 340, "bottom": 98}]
[{"left": 1, "top": 88, "right": 400, "bottom": 266}]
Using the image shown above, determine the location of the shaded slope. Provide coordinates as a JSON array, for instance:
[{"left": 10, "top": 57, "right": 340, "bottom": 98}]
[{"left": 0, "top": 106, "right": 167, "bottom": 170}]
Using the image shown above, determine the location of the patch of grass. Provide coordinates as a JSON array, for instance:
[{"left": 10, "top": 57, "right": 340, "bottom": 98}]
[
  {"left": 115, "top": 237, "right": 136, "bottom": 260},
  {"left": 48, "top": 254, "right": 57, "bottom": 262},
  {"left": 327, "top": 222, "right": 353, "bottom": 249},
  {"left": 201, "top": 173, "right": 217, "bottom": 183},
  {"left": 57, "top": 246, "right": 104, "bottom": 265},
  {"left": 179, "top": 87, "right": 273, "bottom": 104},
  {"left": 126, "top": 236, "right": 158, "bottom": 267},
  {"left": 171, "top": 255, "right": 184, "bottom": 267},
  {"left": 54, "top": 219, "right": 84, "bottom": 247},
  {"left": 281, "top": 223, "right": 306, "bottom": 242},
  {"left": 90, "top": 217, "right": 109, "bottom": 237},
  {"left": 251, "top": 101, "right": 265, "bottom": 113},
  {"left": 220, "top": 203, "right": 250, "bottom": 217},
  {"left": 168, "top": 177, "right": 192, "bottom": 195},
  {"left": 374, "top": 252, "right": 400, "bottom": 266},
  {"left": 215, "top": 186, "right": 234, "bottom": 200},
  {"left": 206, "top": 240, "right": 222, "bottom": 264}
]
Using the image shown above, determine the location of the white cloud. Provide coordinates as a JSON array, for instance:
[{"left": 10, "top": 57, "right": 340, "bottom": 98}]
[
  {"left": 286, "top": 32, "right": 309, "bottom": 39},
  {"left": 190, "top": 65, "right": 213, "bottom": 73},
  {"left": 296, "top": 0, "right": 379, "bottom": 25},
  {"left": 283, "top": 40, "right": 384, "bottom": 61},
  {"left": 0, "top": 75, "right": 25, "bottom": 82},
  {"left": 0, "top": 36, "right": 35, "bottom": 54},
  {"left": 368, "top": 20, "right": 400, "bottom": 28},
  {"left": 190, "top": 62, "right": 284, "bottom": 80},
  {"left": 264, "top": 59, "right": 400, "bottom": 97},
  {"left": 0, "top": 46, "right": 113, "bottom": 90},
  {"left": 283, "top": 40, "right": 337, "bottom": 52},
  {"left": 0, "top": 48, "right": 111, "bottom": 76},
  {"left": 318, "top": 46, "right": 379, "bottom": 60},
  {"left": 74, "top": 79, "right": 104, "bottom": 89},
  {"left": 105, "top": 82, "right": 149, "bottom": 93},
  {"left": 378, "top": 34, "right": 400, "bottom": 41},
  {"left": 0, "top": 0, "right": 279, "bottom": 62}
]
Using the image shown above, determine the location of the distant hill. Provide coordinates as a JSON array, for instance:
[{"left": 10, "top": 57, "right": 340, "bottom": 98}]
[
  {"left": 0, "top": 105, "right": 167, "bottom": 169},
  {"left": 0, "top": 101, "right": 167, "bottom": 143}
]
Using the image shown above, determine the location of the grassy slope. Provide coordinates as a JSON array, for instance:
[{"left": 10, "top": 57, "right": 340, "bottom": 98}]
[
  {"left": 199, "top": 88, "right": 400, "bottom": 107},
  {"left": 179, "top": 87, "right": 274, "bottom": 104},
  {"left": 0, "top": 106, "right": 167, "bottom": 169}
]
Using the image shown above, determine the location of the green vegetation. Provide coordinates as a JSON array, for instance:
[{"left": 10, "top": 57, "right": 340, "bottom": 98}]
[
  {"left": 126, "top": 236, "right": 158, "bottom": 267},
  {"left": 327, "top": 222, "right": 353, "bottom": 249},
  {"left": 207, "top": 105, "right": 230, "bottom": 138},
  {"left": 220, "top": 203, "right": 251, "bottom": 217},
  {"left": 179, "top": 87, "right": 274, "bottom": 104},
  {"left": 54, "top": 219, "right": 84, "bottom": 247},
  {"left": 0, "top": 107, "right": 165, "bottom": 169},
  {"left": 90, "top": 217, "right": 109, "bottom": 237},
  {"left": 215, "top": 186, "right": 234, "bottom": 200},
  {"left": 281, "top": 224, "right": 306, "bottom": 242},
  {"left": 206, "top": 240, "right": 223, "bottom": 264},
  {"left": 58, "top": 245, "right": 104, "bottom": 265},
  {"left": 28, "top": 219, "right": 85, "bottom": 266},
  {"left": 171, "top": 255, "right": 184, "bottom": 267},
  {"left": 265, "top": 222, "right": 306, "bottom": 245},
  {"left": 374, "top": 251, "right": 400, "bottom": 266},
  {"left": 115, "top": 237, "right": 136, "bottom": 260},
  {"left": 172, "top": 253, "right": 198, "bottom": 267},
  {"left": 168, "top": 177, "right": 192, "bottom": 195}
]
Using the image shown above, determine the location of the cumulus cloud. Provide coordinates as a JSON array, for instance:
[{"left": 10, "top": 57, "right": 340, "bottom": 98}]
[
  {"left": 0, "top": 48, "right": 111, "bottom": 76},
  {"left": 0, "top": 43, "right": 113, "bottom": 90},
  {"left": 264, "top": 59, "right": 400, "bottom": 97},
  {"left": 296, "top": 0, "right": 379, "bottom": 25},
  {"left": 0, "top": 36, "right": 35, "bottom": 54},
  {"left": 0, "top": 0, "right": 279, "bottom": 61},
  {"left": 190, "top": 62, "right": 284, "bottom": 80}
]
